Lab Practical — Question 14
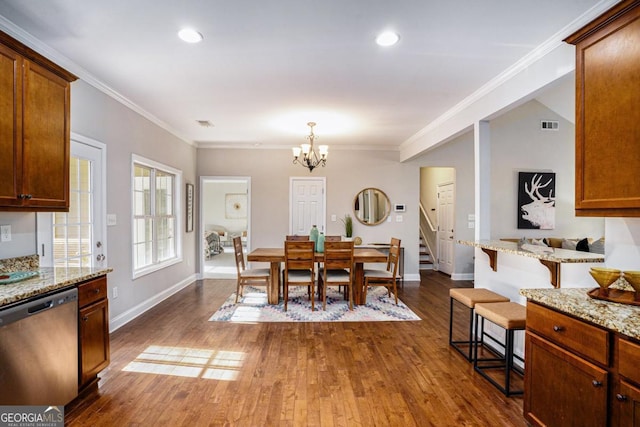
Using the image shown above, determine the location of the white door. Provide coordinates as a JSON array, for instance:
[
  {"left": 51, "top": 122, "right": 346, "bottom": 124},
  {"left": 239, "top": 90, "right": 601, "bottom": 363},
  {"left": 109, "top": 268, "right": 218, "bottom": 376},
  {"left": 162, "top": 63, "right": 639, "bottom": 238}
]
[
  {"left": 290, "top": 177, "right": 326, "bottom": 234},
  {"left": 437, "top": 182, "right": 455, "bottom": 275},
  {"left": 37, "top": 135, "right": 106, "bottom": 268}
]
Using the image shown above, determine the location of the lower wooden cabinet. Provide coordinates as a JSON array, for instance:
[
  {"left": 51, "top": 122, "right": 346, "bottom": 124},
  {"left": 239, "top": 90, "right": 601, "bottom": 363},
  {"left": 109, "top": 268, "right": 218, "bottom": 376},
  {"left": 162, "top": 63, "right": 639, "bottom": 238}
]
[
  {"left": 77, "top": 277, "right": 110, "bottom": 391},
  {"left": 525, "top": 332, "right": 608, "bottom": 427},
  {"left": 525, "top": 301, "right": 640, "bottom": 427},
  {"left": 617, "top": 381, "right": 640, "bottom": 426}
]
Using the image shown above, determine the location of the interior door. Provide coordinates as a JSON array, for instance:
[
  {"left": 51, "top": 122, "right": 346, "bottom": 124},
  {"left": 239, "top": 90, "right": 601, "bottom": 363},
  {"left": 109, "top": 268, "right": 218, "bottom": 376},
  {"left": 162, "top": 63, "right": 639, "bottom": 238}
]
[
  {"left": 437, "top": 182, "right": 455, "bottom": 275},
  {"left": 37, "top": 135, "right": 106, "bottom": 268},
  {"left": 290, "top": 177, "right": 326, "bottom": 235}
]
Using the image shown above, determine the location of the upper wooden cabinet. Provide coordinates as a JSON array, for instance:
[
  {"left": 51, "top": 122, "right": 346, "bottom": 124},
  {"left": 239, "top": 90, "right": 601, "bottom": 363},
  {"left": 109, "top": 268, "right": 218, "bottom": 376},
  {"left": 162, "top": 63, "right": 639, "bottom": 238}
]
[
  {"left": 565, "top": 0, "right": 640, "bottom": 217},
  {"left": 0, "top": 31, "right": 77, "bottom": 211}
]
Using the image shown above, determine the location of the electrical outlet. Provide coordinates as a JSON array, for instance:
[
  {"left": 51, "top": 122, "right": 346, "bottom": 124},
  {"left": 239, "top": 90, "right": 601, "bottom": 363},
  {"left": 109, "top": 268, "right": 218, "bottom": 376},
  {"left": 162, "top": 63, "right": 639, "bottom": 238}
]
[
  {"left": 0, "top": 225, "right": 11, "bottom": 242},
  {"left": 112, "top": 286, "right": 118, "bottom": 299}
]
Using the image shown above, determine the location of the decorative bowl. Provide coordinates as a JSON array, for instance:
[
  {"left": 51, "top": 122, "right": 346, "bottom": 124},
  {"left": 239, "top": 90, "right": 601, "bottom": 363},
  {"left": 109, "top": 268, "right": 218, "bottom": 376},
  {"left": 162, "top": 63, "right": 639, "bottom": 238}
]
[
  {"left": 623, "top": 271, "right": 640, "bottom": 293},
  {"left": 589, "top": 267, "right": 621, "bottom": 290}
]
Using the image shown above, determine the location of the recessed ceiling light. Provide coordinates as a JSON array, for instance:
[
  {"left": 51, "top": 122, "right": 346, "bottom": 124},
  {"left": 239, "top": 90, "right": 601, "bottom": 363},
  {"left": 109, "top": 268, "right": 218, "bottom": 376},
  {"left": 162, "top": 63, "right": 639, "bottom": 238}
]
[
  {"left": 178, "top": 28, "right": 204, "bottom": 43},
  {"left": 376, "top": 31, "right": 400, "bottom": 47}
]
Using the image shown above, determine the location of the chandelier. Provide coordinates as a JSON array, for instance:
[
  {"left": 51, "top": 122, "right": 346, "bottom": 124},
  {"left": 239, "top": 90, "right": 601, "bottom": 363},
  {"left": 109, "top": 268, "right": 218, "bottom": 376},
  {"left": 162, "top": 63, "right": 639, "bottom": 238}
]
[{"left": 292, "top": 122, "right": 328, "bottom": 172}]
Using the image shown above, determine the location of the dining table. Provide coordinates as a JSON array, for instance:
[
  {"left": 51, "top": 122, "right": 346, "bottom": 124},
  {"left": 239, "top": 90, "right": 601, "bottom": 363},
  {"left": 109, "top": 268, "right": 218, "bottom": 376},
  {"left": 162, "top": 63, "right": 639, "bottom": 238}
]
[{"left": 247, "top": 247, "right": 388, "bottom": 305}]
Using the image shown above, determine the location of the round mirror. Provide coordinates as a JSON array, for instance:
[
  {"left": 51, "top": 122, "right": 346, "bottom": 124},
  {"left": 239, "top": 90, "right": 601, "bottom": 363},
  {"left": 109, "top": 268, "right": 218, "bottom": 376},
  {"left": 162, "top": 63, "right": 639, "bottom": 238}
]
[{"left": 353, "top": 188, "right": 391, "bottom": 226}]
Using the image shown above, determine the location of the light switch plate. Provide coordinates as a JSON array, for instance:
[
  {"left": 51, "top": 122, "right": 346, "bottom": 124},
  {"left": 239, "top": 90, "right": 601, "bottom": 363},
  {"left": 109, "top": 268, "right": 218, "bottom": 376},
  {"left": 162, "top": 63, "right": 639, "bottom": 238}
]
[{"left": 107, "top": 214, "right": 117, "bottom": 226}]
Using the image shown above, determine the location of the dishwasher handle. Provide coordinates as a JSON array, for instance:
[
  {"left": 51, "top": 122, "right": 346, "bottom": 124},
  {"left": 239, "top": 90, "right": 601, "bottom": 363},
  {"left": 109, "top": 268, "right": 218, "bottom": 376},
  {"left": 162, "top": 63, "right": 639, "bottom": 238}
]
[{"left": 0, "top": 288, "right": 78, "bottom": 327}]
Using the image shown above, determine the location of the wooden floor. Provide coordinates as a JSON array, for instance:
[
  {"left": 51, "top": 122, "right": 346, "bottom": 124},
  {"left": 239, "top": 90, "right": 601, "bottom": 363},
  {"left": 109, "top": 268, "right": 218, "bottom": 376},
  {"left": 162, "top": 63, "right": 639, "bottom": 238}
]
[{"left": 66, "top": 271, "right": 527, "bottom": 426}]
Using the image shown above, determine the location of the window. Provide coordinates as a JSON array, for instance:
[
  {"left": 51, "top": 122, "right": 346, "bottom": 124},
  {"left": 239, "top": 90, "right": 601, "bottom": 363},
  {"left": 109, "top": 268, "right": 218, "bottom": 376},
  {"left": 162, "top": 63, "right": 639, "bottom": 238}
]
[
  {"left": 132, "top": 155, "right": 182, "bottom": 278},
  {"left": 53, "top": 156, "right": 93, "bottom": 268}
]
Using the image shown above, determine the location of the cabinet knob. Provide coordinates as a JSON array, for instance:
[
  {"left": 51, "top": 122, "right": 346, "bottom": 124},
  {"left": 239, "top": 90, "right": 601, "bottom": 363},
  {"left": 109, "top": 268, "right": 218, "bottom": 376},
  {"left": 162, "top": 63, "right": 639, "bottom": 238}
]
[
  {"left": 82, "top": 316, "right": 89, "bottom": 322},
  {"left": 25, "top": 194, "right": 32, "bottom": 199},
  {"left": 592, "top": 380, "right": 603, "bottom": 387},
  {"left": 17, "top": 194, "right": 25, "bottom": 199},
  {"left": 94, "top": 288, "right": 100, "bottom": 294},
  {"left": 553, "top": 325, "right": 564, "bottom": 332},
  {"left": 616, "top": 393, "right": 628, "bottom": 402}
]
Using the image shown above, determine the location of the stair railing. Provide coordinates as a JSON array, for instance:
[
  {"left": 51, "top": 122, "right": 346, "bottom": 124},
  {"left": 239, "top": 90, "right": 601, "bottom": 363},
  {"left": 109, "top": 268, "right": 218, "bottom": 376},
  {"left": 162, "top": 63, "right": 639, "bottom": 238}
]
[{"left": 419, "top": 202, "right": 438, "bottom": 270}]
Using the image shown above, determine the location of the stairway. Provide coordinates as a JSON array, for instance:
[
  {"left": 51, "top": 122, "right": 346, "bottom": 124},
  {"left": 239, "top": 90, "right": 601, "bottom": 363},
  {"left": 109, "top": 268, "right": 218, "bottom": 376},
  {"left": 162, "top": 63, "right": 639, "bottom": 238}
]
[{"left": 419, "top": 236, "right": 433, "bottom": 270}]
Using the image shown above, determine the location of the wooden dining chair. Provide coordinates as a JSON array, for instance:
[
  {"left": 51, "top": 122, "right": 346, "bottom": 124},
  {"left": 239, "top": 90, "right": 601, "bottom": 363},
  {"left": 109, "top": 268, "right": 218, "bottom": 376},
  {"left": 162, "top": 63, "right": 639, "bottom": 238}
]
[
  {"left": 318, "top": 241, "right": 354, "bottom": 310},
  {"left": 286, "top": 235, "right": 309, "bottom": 241},
  {"left": 363, "top": 237, "right": 401, "bottom": 304},
  {"left": 233, "top": 236, "right": 270, "bottom": 303},
  {"left": 284, "top": 240, "right": 316, "bottom": 311}
]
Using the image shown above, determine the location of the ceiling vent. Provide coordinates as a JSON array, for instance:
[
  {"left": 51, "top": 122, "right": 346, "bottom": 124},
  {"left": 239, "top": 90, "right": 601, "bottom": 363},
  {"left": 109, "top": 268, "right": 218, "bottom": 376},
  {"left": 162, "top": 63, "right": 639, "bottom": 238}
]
[
  {"left": 196, "top": 120, "right": 214, "bottom": 127},
  {"left": 541, "top": 120, "right": 559, "bottom": 131}
]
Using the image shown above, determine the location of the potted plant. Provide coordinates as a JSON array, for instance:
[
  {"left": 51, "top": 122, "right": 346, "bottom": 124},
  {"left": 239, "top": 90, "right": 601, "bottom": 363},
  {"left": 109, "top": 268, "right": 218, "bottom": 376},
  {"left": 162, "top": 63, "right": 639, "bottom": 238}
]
[{"left": 341, "top": 214, "right": 353, "bottom": 241}]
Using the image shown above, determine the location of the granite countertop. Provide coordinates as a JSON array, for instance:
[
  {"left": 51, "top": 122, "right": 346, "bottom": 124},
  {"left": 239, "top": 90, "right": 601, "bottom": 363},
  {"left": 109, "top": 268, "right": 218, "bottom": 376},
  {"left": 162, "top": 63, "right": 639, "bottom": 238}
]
[
  {"left": 0, "top": 266, "right": 113, "bottom": 308},
  {"left": 521, "top": 287, "right": 640, "bottom": 340},
  {"left": 458, "top": 239, "right": 605, "bottom": 263}
]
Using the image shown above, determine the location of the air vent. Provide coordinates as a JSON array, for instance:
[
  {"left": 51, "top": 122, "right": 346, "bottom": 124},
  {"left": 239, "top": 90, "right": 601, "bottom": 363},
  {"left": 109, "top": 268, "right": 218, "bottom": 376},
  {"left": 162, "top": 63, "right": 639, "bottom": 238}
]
[
  {"left": 541, "top": 120, "right": 559, "bottom": 131},
  {"left": 196, "top": 120, "right": 214, "bottom": 127}
]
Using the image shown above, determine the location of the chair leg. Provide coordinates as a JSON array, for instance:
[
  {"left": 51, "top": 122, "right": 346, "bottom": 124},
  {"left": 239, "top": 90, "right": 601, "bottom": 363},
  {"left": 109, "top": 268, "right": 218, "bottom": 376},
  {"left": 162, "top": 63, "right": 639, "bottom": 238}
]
[
  {"left": 310, "top": 282, "right": 315, "bottom": 311},
  {"left": 392, "top": 281, "right": 398, "bottom": 305},
  {"left": 235, "top": 280, "right": 241, "bottom": 303},
  {"left": 348, "top": 283, "right": 353, "bottom": 310},
  {"left": 363, "top": 280, "right": 368, "bottom": 303},
  {"left": 284, "top": 284, "right": 288, "bottom": 312}
]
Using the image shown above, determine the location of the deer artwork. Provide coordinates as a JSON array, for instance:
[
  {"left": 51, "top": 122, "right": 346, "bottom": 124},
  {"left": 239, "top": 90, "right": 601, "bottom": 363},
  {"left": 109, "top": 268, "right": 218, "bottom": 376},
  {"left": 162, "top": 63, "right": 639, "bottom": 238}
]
[{"left": 520, "top": 173, "right": 555, "bottom": 229}]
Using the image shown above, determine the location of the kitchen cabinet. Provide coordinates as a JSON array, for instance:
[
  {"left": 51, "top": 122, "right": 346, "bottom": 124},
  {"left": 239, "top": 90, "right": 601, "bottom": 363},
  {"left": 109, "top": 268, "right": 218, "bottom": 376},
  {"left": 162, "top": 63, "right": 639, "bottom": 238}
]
[
  {"left": 617, "top": 338, "right": 640, "bottom": 426},
  {"left": 525, "top": 301, "right": 640, "bottom": 427},
  {"left": 0, "top": 31, "right": 77, "bottom": 211},
  {"left": 565, "top": 0, "right": 640, "bottom": 217},
  {"left": 77, "top": 276, "right": 110, "bottom": 391}
]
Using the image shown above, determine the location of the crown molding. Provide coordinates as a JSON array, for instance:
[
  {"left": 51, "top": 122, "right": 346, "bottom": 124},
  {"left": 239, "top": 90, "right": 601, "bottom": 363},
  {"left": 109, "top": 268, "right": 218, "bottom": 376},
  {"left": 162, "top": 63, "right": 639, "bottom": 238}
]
[{"left": 0, "top": 15, "right": 195, "bottom": 147}]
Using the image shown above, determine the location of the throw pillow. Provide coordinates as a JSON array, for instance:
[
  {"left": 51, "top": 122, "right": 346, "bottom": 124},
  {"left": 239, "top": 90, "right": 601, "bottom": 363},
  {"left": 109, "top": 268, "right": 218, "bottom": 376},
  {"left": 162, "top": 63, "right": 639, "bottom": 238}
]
[
  {"left": 531, "top": 238, "right": 548, "bottom": 246},
  {"left": 576, "top": 238, "right": 590, "bottom": 252},
  {"left": 561, "top": 239, "right": 578, "bottom": 250},
  {"left": 590, "top": 237, "right": 605, "bottom": 254}
]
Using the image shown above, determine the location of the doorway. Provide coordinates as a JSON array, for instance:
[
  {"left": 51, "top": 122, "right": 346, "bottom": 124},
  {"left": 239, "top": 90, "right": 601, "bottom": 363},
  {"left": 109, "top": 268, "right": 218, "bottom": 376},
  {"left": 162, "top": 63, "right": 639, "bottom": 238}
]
[
  {"left": 289, "top": 177, "right": 326, "bottom": 235},
  {"left": 37, "top": 134, "right": 106, "bottom": 268},
  {"left": 437, "top": 182, "right": 455, "bottom": 275},
  {"left": 199, "top": 176, "right": 250, "bottom": 279}
]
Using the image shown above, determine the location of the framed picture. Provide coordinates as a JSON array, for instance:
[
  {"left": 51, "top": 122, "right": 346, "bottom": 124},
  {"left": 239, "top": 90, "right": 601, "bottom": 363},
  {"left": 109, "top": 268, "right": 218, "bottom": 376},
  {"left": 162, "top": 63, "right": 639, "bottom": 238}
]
[
  {"left": 225, "top": 193, "right": 247, "bottom": 219},
  {"left": 517, "top": 172, "right": 555, "bottom": 229},
  {"left": 186, "top": 183, "right": 194, "bottom": 232}
]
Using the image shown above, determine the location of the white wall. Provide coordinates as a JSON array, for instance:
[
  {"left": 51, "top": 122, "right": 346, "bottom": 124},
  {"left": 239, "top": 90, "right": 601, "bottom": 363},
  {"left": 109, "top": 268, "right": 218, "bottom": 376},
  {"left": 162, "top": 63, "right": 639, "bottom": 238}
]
[
  {"left": 196, "top": 148, "right": 421, "bottom": 279},
  {"left": 489, "top": 99, "right": 604, "bottom": 240},
  {"left": 412, "top": 131, "right": 476, "bottom": 278}
]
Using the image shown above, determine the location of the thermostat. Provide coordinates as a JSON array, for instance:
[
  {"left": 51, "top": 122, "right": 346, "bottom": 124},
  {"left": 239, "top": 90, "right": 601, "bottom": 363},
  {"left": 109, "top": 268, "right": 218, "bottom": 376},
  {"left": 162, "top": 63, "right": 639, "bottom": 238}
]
[{"left": 394, "top": 203, "right": 406, "bottom": 212}]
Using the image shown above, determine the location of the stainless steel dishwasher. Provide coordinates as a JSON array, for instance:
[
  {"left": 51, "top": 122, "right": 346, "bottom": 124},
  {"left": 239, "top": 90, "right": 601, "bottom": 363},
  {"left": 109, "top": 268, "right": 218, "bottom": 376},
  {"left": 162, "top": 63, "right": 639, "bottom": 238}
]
[{"left": 0, "top": 287, "right": 78, "bottom": 406}]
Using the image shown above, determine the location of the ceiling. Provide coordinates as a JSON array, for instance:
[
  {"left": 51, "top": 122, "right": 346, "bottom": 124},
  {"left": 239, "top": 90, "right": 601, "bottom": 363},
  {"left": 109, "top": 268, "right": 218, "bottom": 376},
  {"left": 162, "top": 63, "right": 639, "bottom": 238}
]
[{"left": 0, "top": 0, "right": 610, "bottom": 151}]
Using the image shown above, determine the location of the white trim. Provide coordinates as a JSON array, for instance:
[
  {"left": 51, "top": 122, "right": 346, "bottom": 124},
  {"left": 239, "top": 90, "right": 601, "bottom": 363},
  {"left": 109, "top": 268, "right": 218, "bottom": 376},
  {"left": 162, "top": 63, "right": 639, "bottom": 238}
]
[
  {"left": 131, "top": 154, "right": 183, "bottom": 279},
  {"left": 451, "top": 273, "right": 475, "bottom": 281},
  {"left": 109, "top": 274, "right": 196, "bottom": 332}
]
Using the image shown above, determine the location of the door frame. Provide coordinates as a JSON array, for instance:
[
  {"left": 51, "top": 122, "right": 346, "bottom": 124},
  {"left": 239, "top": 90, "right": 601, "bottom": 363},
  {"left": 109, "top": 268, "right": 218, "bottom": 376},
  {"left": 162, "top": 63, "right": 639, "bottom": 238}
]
[
  {"left": 37, "top": 133, "right": 107, "bottom": 267},
  {"left": 199, "top": 176, "right": 251, "bottom": 278},
  {"left": 289, "top": 177, "right": 326, "bottom": 234}
]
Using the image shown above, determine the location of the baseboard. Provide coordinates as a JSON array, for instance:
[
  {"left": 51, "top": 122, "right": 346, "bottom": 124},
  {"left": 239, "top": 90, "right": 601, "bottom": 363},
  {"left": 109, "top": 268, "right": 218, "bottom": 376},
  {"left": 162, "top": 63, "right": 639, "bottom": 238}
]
[
  {"left": 403, "top": 273, "right": 421, "bottom": 281},
  {"left": 109, "top": 274, "right": 197, "bottom": 332},
  {"left": 451, "top": 273, "right": 474, "bottom": 281}
]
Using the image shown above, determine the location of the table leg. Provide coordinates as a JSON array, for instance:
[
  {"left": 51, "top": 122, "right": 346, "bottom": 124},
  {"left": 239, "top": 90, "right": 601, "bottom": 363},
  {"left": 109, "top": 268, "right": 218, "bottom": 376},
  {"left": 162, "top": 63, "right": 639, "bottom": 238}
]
[
  {"left": 268, "top": 262, "right": 281, "bottom": 304},
  {"left": 353, "top": 262, "right": 365, "bottom": 305}
]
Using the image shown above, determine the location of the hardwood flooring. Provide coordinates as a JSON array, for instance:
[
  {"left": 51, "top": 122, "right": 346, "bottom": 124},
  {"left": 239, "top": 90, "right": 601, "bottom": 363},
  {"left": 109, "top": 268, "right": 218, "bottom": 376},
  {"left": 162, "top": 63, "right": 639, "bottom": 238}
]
[{"left": 66, "top": 271, "right": 527, "bottom": 426}]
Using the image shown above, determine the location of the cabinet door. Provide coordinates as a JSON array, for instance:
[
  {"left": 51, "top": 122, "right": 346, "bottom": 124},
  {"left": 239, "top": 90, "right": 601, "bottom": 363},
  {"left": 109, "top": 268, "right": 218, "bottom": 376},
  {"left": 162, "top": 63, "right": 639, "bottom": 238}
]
[
  {"left": 21, "top": 59, "right": 70, "bottom": 209},
  {"left": 570, "top": 2, "right": 640, "bottom": 216},
  {"left": 0, "top": 43, "right": 22, "bottom": 206},
  {"left": 79, "top": 298, "right": 110, "bottom": 387},
  {"left": 525, "top": 332, "right": 608, "bottom": 427},
  {"left": 617, "top": 380, "right": 640, "bottom": 427}
]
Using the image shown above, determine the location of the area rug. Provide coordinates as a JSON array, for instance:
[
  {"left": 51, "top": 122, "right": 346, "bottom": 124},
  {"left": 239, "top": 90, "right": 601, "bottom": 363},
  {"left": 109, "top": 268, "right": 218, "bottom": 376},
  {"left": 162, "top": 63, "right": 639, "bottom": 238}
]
[{"left": 209, "top": 285, "right": 421, "bottom": 322}]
